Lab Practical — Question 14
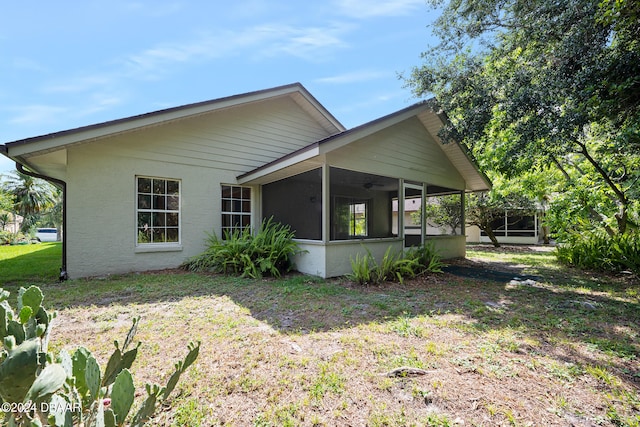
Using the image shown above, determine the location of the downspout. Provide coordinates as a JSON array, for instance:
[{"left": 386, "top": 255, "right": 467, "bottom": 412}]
[{"left": 16, "top": 162, "right": 68, "bottom": 281}]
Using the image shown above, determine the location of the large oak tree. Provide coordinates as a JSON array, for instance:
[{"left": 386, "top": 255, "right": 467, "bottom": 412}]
[{"left": 405, "top": 0, "right": 640, "bottom": 236}]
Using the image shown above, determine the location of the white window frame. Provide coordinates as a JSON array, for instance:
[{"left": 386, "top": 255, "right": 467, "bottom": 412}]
[
  {"left": 136, "top": 176, "right": 181, "bottom": 247},
  {"left": 349, "top": 200, "right": 368, "bottom": 237},
  {"left": 221, "top": 185, "right": 252, "bottom": 238}
]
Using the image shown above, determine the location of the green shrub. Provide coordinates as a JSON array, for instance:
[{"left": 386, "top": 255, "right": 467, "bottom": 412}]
[
  {"left": 0, "top": 231, "right": 27, "bottom": 245},
  {"left": 349, "top": 250, "right": 375, "bottom": 285},
  {"left": 349, "top": 243, "right": 443, "bottom": 286},
  {"left": 405, "top": 242, "right": 445, "bottom": 274},
  {"left": 182, "top": 217, "right": 303, "bottom": 278},
  {"left": 0, "top": 230, "right": 10, "bottom": 245},
  {"left": 555, "top": 231, "right": 640, "bottom": 274},
  {"left": 0, "top": 286, "right": 200, "bottom": 427}
]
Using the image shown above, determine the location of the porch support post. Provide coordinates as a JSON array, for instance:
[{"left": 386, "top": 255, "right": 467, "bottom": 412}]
[
  {"left": 322, "top": 164, "right": 330, "bottom": 243},
  {"left": 461, "top": 190, "right": 466, "bottom": 236},
  {"left": 398, "top": 179, "right": 405, "bottom": 247},
  {"left": 421, "top": 183, "right": 427, "bottom": 245}
]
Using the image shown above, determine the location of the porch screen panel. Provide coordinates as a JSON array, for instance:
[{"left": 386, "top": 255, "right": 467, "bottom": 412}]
[
  {"left": 262, "top": 168, "right": 322, "bottom": 240},
  {"left": 424, "top": 191, "right": 463, "bottom": 236},
  {"left": 330, "top": 167, "right": 398, "bottom": 240}
]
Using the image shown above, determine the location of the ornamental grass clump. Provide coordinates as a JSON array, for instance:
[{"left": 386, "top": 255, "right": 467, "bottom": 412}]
[{"left": 182, "top": 217, "right": 302, "bottom": 278}]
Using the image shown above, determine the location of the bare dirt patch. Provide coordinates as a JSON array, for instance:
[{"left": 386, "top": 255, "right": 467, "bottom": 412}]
[{"left": 44, "top": 248, "right": 639, "bottom": 426}]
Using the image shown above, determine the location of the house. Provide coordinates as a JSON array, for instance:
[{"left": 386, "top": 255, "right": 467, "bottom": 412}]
[
  {"left": 0, "top": 83, "right": 490, "bottom": 279},
  {"left": 392, "top": 197, "right": 547, "bottom": 245},
  {"left": 1, "top": 212, "right": 22, "bottom": 234},
  {"left": 466, "top": 209, "right": 548, "bottom": 245}
]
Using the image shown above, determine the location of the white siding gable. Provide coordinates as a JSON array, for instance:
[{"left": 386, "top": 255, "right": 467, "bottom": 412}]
[
  {"left": 68, "top": 96, "right": 335, "bottom": 176},
  {"left": 326, "top": 116, "right": 465, "bottom": 190}
]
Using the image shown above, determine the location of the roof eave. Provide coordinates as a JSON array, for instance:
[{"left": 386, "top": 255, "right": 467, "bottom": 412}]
[
  {"left": 433, "top": 111, "right": 492, "bottom": 192},
  {"left": 4, "top": 82, "right": 344, "bottom": 158},
  {"left": 238, "top": 100, "right": 492, "bottom": 191},
  {"left": 237, "top": 102, "right": 432, "bottom": 183}
]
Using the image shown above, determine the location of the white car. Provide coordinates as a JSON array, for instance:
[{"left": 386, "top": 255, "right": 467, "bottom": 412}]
[{"left": 36, "top": 228, "right": 58, "bottom": 242}]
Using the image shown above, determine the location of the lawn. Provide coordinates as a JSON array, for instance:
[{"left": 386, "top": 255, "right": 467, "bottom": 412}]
[
  {"left": 0, "top": 242, "right": 62, "bottom": 284},
  {"left": 1, "top": 244, "right": 639, "bottom": 426}
]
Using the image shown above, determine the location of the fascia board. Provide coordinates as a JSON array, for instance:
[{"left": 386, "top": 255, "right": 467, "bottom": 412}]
[
  {"left": 4, "top": 83, "right": 332, "bottom": 158},
  {"left": 317, "top": 103, "right": 431, "bottom": 155},
  {"left": 237, "top": 146, "right": 320, "bottom": 184}
]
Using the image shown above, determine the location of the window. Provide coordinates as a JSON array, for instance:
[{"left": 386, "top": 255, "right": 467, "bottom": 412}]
[
  {"left": 221, "top": 185, "right": 251, "bottom": 238},
  {"left": 137, "top": 177, "right": 180, "bottom": 244},
  {"left": 350, "top": 201, "right": 368, "bottom": 237},
  {"left": 481, "top": 211, "right": 537, "bottom": 237},
  {"left": 333, "top": 197, "right": 369, "bottom": 238}
]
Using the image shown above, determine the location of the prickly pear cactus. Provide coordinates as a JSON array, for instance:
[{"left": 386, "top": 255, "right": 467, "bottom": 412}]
[
  {"left": 0, "top": 285, "right": 62, "bottom": 421},
  {"left": 111, "top": 369, "right": 135, "bottom": 424},
  {"left": 0, "top": 286, "right": 54, "bottom": 348},
  {"left": 0, "top": 338, "right": 39, "bottom": 403},
  {"left": 0, "top": 286, "right": 201, "bottom": 427}
]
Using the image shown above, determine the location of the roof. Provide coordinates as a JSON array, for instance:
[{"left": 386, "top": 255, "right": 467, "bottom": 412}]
[
  {"left": 1, "top": 82, "right": 345, "bottom": 160},
  {"left": 238, "top": 101, "right": 492, "bottom": 192},
  {"left": 1, "top": 83, "right": 490, "bottom": 192}
]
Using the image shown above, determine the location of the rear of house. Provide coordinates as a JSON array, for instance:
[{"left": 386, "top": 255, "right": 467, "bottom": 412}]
[
  {"left": 1, "top": 83, "right": 490, "bottom": 279},
  {"left": 465, "top": 209, "right": 547, "bottom": 245}
]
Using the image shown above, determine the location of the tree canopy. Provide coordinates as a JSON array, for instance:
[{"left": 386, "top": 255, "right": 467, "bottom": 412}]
[
  {"left": 405, "top": 0, "right": 640, "bottom": 236},
  {"left": 2, "top": 171, "right": 58, "bottom": 232}
]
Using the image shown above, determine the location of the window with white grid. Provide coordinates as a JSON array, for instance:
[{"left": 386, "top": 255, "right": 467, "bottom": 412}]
[
  {"left": 137, "top": 177, "right": 180, "bottom": 244},
  {"left": 221, "top": 185, "right": 251, "bottom": 238}
]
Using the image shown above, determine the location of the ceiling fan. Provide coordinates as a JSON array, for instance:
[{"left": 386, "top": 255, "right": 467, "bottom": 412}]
[{"left": 363, "top": 182, "right": 384, "bottom": 189}]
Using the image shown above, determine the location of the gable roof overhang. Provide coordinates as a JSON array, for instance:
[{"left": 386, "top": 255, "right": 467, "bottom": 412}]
[
  {"left": 237, "top": 102, "right": 492, "bottom": 192},
  {"left": 1, "top": 83, "right": 345, "bottom": 172}
]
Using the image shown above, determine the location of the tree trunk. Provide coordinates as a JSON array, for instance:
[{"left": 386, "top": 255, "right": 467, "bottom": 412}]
[
  {"left": 576, "top": 141, "right": 629, "bottom": 234},
  {"left": 552, "top": 154, "right": 617, "bottom": 236},
  {"left": 482, "top": 225, "right": 501, "bottom": 247}
]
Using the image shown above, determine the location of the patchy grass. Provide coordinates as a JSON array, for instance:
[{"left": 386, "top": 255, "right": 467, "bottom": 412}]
[
  {"left": 2, "top": 245, "right": 639, "bottom": 426},
  {"left": 0, "top": 242, "right": 62, "bottom": 284}
]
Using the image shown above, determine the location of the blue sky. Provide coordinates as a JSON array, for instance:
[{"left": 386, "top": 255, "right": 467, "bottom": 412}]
[{"left": 0, "top": 1, "right": 440, "bottom": 175}]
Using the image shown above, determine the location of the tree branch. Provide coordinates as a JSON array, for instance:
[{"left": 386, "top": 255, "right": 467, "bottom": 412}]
[{"left": 575, "top": 140, "right": 628, "bottom": 205}]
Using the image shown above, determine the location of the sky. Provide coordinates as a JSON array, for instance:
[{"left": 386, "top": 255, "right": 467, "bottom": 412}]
[{"left": 0, "top": 1, "right": 441, "bottom": 176}]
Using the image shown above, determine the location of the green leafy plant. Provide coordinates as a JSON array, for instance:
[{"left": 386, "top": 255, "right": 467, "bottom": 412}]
[
  {"left": 555, "top": 231, "right": 639, "bottom": 274},
  {"left": 0, "top": 286, "right": 200, "bottom": 426},
  {"left": 349, "top": 250, "right": 374, "bottom": 285},
  {"left": 405, "top": 242, "right": 445, "bottom": 274},
  {"left": 182, "top": 217, "right": 303, "bottom": 278},
  {"left": 350, "top": 243, "right": 445, "bottom": 285}
]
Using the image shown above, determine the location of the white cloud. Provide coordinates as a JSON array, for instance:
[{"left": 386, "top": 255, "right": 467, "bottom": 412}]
[
  {"left": 333, "top": 0, "right": 425, "bottom": 18},
  {"left": 334, "top": 89, "right": 406, "bottom": 115},
  {"left": 120, "top": 2, "right": 185, "bottom": 17},
  {"left": 7, "top": 105, "right": 68, "bottom": 125},
  {"left": 3, "top": 19, "right": 354, "bottom": 133},
  {"left": 255, "top": 23, "right": 352, "bottom": 61},
  {"left": 44, "top": 75, "right": 114, "bottom": 94},
  {"left": 76, "top": 93, "right": 126, "bottom": 117},
  {"left": 11, "top": 58, "right": 47, "bottom": 72},
  {"left": 122, "top": 22, "right": 352, "bottom": 76},
  {"left": 315, "top": 69, "right": 391, "bottom": 84}
]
